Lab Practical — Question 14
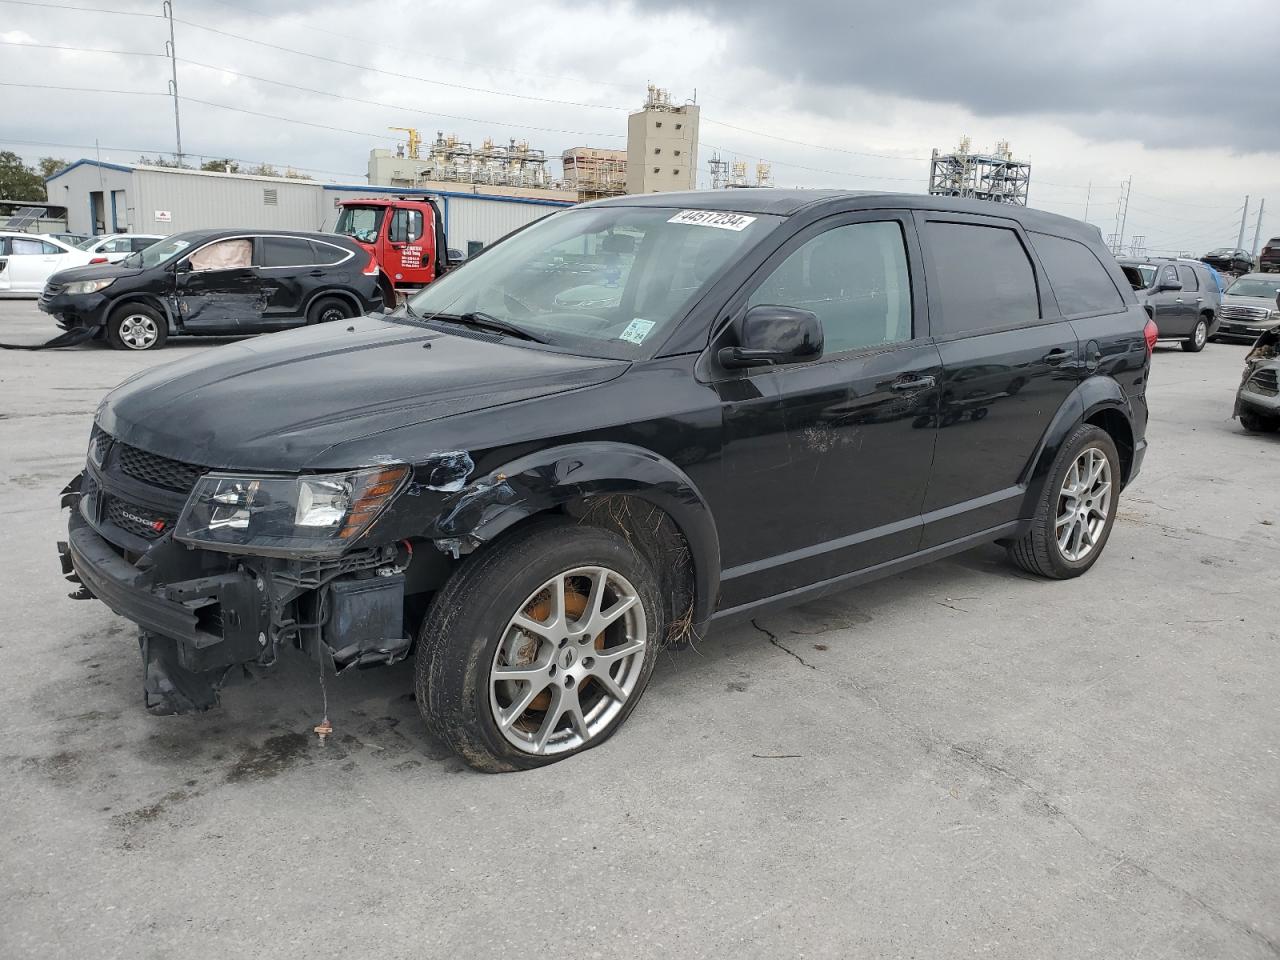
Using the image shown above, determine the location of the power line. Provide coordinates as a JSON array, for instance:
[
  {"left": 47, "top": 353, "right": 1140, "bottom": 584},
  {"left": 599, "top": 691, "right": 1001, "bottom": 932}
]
[
  {"left": 701, "top": 119, "right": 931, "bottom": 163},
  {"left": 0, "top": 38, "right": 164, "bottom": 57},
  {"left": 0, "top": 0, "right": 160, "bottom": 16}
]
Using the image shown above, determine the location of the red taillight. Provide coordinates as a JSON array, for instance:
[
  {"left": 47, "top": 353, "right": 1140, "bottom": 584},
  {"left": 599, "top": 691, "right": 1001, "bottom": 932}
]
[
  {"left": 1143, "top": 318, "right": 1159, "bottom": 354},
  {"left": 90, "top": 256, "right": 107, "bottom": 264},
  {"left": 362, "top": 250, "right": 378, "bottom": 276}
]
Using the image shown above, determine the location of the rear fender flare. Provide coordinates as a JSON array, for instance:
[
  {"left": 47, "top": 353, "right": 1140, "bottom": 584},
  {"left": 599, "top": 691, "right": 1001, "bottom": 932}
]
[
  {"left": 430, "top": 442, "right": 720, "bottom": 627},
  {"left": 1019, "top": 377, "right": 1132, "bottom": 517}
]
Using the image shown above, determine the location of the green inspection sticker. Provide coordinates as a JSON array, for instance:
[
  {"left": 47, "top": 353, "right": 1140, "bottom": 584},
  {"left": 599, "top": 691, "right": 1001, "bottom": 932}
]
[{"left": 619, "top": 318, "right": 656, "bottom": 344}]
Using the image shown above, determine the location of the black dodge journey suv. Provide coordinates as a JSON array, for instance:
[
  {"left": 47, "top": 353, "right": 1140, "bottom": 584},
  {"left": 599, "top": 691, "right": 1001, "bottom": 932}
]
[{"left": 58, "top": 190, "right": 1151, "bottom": 771}]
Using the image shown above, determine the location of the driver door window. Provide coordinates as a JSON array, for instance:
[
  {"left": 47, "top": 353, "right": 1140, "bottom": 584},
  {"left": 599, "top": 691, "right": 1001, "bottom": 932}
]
[
  {"left": 188, "top": 238, "right": 253, "bottom": 271},
  {"left": 388, "top": 209, "right": 423, "bottom": 244},
  {"left": 748, "top": 221, "right": 912, "bottom": 355}
]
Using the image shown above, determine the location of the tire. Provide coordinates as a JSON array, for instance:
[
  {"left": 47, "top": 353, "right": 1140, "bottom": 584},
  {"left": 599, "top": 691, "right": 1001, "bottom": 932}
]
[
  {"left": 306, "top": 295, "right": 354, "bottom": 326},
  {"left": 105, "top": 303, "right": 167, "bottom": 351},
  {"left": 1240, "top": 409, "right": 1280, "bottom": 433},
  {"left": 1181, "top": 317, "right": 1208, "bottom": 353},
  {"left": 416, "top": 518, "right": 665, "bottom": 772},
  {"left": 1007, "top": 424, "right": 1121, "bottom": 580}
]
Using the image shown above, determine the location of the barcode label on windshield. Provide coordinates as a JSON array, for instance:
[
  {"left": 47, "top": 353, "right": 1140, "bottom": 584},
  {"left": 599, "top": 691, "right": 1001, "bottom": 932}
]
[{"left": 667, "top": 210, "right": 757, "bottom": 231}]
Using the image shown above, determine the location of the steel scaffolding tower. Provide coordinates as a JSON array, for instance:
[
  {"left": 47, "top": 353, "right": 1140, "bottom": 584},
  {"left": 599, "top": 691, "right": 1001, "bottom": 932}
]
[{"left": 928, "top": 137, "right": 1031, "bottom": 206}]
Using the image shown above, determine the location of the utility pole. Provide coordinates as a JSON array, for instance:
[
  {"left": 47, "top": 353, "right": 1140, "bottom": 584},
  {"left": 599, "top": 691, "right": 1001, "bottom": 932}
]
[
  {"left": 163, "top": 0, "right": 183, "bottom": 165},
  {"left": 1251, "top": 198, "right": 1266, "bottom": 257},
  {"left": 1083, "top": 180, "right": 1092, "bottom": 224},
  {"left": 1236, "top": 195, "right": 1250, "bottom": 250},
  {"left": 1113, "top": 177, "right": 1132, "bottom": 255}
]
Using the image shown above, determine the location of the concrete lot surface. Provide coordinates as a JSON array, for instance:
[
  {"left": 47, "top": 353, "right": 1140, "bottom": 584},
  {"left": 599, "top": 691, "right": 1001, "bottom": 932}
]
[{"left": 1, "top": 301, "right": 1277, "bottom": 959}]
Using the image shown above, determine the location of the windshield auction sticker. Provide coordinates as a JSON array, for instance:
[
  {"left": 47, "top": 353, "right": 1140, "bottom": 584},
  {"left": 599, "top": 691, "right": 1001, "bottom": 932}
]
[
  {"left": 667, "top": 210, "right": 757, "bottom": 231},
  {"left": 619, "top": 318, "right": 656, "bottom": 344}
]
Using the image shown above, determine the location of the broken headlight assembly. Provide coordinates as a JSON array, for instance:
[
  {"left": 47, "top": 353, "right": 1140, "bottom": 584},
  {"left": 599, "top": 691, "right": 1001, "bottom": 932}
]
[{"left": 173, "top": 464, "right": 408, "bottom": 558}]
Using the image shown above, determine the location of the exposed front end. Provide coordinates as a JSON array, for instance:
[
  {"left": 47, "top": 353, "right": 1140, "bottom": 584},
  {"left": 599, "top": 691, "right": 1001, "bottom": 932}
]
[{"left": 58, "top": 427, "right": 414, "bottom": 714}]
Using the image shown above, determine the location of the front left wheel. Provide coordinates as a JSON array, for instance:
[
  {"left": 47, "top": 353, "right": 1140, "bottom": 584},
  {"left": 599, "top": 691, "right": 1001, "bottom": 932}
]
[
  {"left": 416, "top": 519, "right": 664, "bottom": 772},
  {"left": 106, "top": 303, "right": 167, "bottom": 351}
]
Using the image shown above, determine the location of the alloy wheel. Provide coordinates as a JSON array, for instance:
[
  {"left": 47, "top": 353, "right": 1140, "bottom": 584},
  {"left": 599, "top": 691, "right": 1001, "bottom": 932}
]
[
  {"left": 118, "top": 314, "right": 159, "bottom": 350},
  {"left": 489, "top": 566, "right": 647, "bottom": 756},
  {"left": 1194, "top": 320, "right": 1207, "bottom": 348},
  {"left": 1056, "top": 447, "right": 1112, "bottom": 562}
]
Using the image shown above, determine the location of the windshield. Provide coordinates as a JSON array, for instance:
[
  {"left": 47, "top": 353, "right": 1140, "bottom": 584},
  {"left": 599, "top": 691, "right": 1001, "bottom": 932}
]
[
  {"left": 335, "top": 206, "right": 386, "bottom": 244},
  {"left": 1205, "top": 248, "right": 1236, "bottom": 257},
  {"left": 123, "top": 233, "right": 195, "bottom": 269},
  {"left": 406, "top": 206, "right": 780, "bottom": 359},
  {"left": 1225, "top": 278, "right": 1280, "bottom": 299},
  {"left": 74, "top": 237, "right": 100, "bottom": 250}
]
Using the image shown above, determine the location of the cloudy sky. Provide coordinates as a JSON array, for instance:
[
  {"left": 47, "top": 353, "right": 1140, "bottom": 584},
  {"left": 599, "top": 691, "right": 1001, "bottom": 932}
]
[{"left": 3, "top": 0, "right": 1277, "bottom": 255}]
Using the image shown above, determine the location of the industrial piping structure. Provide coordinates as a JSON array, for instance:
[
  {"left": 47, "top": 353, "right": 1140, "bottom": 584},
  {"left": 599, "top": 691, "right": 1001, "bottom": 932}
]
[{"left": 928, "top": 137, "right": 1031, "bottom": 205}]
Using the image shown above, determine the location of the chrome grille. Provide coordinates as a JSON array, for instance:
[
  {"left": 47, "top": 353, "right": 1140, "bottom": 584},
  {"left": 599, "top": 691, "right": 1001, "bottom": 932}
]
[{"left": 1220, "top": 304, "right": 1270, "bottom": 322}]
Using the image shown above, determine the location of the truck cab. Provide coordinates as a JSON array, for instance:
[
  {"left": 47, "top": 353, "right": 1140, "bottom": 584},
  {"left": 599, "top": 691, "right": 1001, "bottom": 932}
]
[{"left": 333, "top": 196, "right": 449, "bottom": 301}]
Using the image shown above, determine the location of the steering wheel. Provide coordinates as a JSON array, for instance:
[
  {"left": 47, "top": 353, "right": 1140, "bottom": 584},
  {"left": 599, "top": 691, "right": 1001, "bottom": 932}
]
[
  {"left": 535, "top": 312, "right": 614, "bottom": 331},
  {"left": 503, "top": 291, "right": 538, "bottom": 317}
]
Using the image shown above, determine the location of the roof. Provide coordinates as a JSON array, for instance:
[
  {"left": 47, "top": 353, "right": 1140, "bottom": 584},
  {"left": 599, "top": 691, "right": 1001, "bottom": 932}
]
[
  {"left": 587, "top": 188, "right": 1097, "bottom": 238},
  {"left": 44, "top": 158, "right": 134, "bottom": 182}
]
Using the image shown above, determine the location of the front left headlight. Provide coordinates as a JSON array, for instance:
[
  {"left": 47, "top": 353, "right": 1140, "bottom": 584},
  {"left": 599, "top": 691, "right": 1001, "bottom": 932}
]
[
  {"left": 174, "top": 464, "right": 409, "bottom": 557},
  {"left": 64, "top": 278, "right": 115, "bottom": 295}
]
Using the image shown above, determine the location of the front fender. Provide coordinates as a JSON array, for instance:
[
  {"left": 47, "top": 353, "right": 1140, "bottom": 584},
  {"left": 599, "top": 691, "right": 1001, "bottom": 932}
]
[
  {"left": 1018, "top": 376, "right": 1133, "bottom": 518},
  {"left": 427, "top": 442, "right": 720, "bottom": 627}
]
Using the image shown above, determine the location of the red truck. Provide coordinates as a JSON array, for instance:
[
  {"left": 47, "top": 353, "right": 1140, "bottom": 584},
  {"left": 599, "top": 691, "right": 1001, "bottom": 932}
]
[{"left": 333, "top": 196, "right": 450, "bottom": 303}]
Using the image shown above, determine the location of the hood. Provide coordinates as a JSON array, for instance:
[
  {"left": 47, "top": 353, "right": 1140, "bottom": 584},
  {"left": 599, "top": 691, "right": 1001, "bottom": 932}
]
[
  {"left": 98, "top": 315, "right": 627, "bottom": 470},
  {"left": 50, "top": 261, "right": 143, "bottom": 285},
  {"left": 1222, "top": 295, "right": 1280, "bottom": 313}
]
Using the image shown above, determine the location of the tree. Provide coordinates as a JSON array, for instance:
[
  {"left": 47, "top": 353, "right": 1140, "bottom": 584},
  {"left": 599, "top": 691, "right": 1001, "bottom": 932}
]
[
  {"left": 38, "top": 156, "right": 68, "bottom": 179},
  {"left": 246, "top": 162, "right": 279, "bottom": 177},
  {"left": 283, "top": 168, "right": 314, "bottom": 180},
  {"left": 137, "top": 154, "right": 190, "bottom": 169},
  {"left": 0, "top": 151, "right": 46, "bottom": 200},
  {"left": 201, "top": 158, "right": 240, "bottom": 173}
]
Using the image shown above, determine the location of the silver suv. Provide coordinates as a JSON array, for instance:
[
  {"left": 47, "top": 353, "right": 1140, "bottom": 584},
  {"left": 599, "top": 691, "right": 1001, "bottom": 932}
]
[{"left": 1215, "top": 273, "right": 1280, "bottom": 342}]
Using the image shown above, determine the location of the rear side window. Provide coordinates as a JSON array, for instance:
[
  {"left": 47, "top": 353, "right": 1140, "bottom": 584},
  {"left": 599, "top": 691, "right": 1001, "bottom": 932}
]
[
  {"left": 309, "top": 241, "right": 349, "bottom": 265},
  {"left": 11, "top": 237, "right": 46, "bottom": 255},
  {"left": 923, "top": 221, "right": 1039, "bottom": 336},
  {"left": 1177, "top": 264, "right": 1199, "bottom": 291},
  {"left": 261, "top": 236, "right": 316, "bottom": 267},
  {"left": 1029, "top": 232, "right": 1125, "bottom": 316}
]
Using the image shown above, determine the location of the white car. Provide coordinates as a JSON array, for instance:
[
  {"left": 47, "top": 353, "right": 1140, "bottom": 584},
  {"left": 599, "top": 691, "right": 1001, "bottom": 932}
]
[
  {"left": 0, "top": 232, "right": 94, "bottom": 296},
  {"left": 74, "top": 233, "right": 165, "bottom": 265}
]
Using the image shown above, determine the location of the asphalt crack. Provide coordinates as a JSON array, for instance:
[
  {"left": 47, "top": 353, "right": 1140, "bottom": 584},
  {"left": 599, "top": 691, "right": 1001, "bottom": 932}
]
[{"left": 751, "top": 619, "right": 816, "bottom": 670}]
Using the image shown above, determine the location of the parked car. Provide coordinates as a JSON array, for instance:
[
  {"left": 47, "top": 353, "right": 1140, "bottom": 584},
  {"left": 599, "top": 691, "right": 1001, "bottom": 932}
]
[
  {"left": 1117, "top": 256, "right": 1219, "bottom": 351},
  {"left": 1214, "top": 273, "right": 1280, "bottom": 342},
  {"left": 0, "top": 232, "right": 93, "bottom": 296},
  {"left": 1201, "top": 247, "right": 1254, "bottom": 276},
  {"left": 46, "top": 232, "right": 91, "bottom": 247},
  {"left": 75, "top": 233, "right": 165, "bottom": 265},
  {"left": 1234, "top": 317, "right": 1280, "bottom": 432},
  {"left": 39, "top": 230, "right": 385, "bottom": 350},
  {"left": 1258, "top": 237, "right": 1280, "bottom": 274},
  {"left": 59, "top": 190, "right": 1151, "bottom": 770}
]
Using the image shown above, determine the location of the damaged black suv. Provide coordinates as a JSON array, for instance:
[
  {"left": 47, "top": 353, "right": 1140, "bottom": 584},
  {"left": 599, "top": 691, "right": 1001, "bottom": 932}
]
[{"left": 59, "top": 190, "right": 1151, "bottom": 771}]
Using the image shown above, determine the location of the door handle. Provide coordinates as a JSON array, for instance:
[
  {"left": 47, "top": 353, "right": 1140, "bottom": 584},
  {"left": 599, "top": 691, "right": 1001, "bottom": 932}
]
[
  {"left": 1174, "top": 298, "right": 1184, "bottom": 303},
  {"left": 891, "top": 374, "right": 936, "bottom": 391},
  {"left": 308, "top": 269, "right": 325, "bottom": 277},
  {"left": 1042, "top": 347, "right": 1072, "bottom": 365}
]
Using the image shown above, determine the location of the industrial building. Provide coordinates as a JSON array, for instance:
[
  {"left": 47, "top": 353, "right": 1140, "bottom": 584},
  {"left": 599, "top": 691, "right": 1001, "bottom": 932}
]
[
  {"left": 367, "top": 129, "right": 575, "bottom": 202},
  {"left": 562, "top": 147, "right": 628, "bottom": 200},
  {"left": 626, "top": 85, "right": 699, "bottom": 194},
  {"left": 43, "top": 160, "right": 573, "bottom": 250},
  {"left": 927, "top": 137, "right": 1031, "bottom": 205}
]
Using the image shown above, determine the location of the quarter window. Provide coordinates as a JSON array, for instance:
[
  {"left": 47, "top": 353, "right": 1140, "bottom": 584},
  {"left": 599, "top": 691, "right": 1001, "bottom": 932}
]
[
  {"left": 749, "top": 220, "right": 913, "bottom": 354},
  {"left": 1028, "top": 232, "right": 1125, "bottom": 316},
  {"left": 261, "top": 236, "right": 316, "bottom": 267},
  {"left": 923, "top": 221, "right": 1039, "bottom": 336},
  {"left": 309, "top": 241, "right": 349, "bottom": 265}
]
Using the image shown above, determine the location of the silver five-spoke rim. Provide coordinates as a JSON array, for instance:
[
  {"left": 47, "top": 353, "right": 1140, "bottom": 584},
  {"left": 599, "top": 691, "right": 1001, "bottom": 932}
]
[
  {"left": 489, "top": 566, "right": 647, "bottom": 756},
  {"left": 118, "top": 314, "right": 158, "bottom": 349},
  {"left": 1057, "top": 447, "right": 1112, "bottom": 562},
  {"left": 1194, "top": 321, "right": 1207, "bottom": 348}
]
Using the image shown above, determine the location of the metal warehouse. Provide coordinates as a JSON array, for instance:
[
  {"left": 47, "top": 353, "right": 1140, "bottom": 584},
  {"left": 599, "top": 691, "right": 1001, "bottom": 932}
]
[{"left": 44, "top": 161, "right": 575, "bottom": 250}]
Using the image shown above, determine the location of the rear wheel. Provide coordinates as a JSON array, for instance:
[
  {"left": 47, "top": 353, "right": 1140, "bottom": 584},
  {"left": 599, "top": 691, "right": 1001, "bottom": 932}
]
[
  {"left": 106, "top": 303, "right": 166, "bottom": 351},
  {"left": 1008, "top": 424, "right": 1120, "bottom": 579},
  {"left": 1181, "top": 317, "right": 1208, "bottom": 353},
  {"left": 306, "top": 296, "right": 354, "bottom": 326},
  {"left": 416, "top": 519, "right": 664, "bottom": 772}
]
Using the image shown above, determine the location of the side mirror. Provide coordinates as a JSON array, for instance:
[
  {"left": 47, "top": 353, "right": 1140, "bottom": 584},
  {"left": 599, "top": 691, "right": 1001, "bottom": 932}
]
[
  {"left": 172, "top": 259, "right": 192, "bottom": 274},
  {"left": 718, "top": 304, "right": 823, "bottom": 369},
  {"left": 1156, "top": 277, "right": 1182, "bottom": 293}
]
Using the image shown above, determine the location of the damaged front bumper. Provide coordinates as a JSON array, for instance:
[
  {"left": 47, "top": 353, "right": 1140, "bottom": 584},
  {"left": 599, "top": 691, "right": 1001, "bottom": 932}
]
[{"left": 59, "top": 475, "right": 413, "bottom": 715}]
